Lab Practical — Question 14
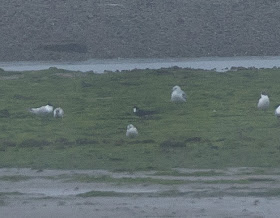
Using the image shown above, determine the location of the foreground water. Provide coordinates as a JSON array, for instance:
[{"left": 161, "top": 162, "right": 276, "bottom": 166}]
[{"left": 1, "top": 56, "right": 280, "bottom": 73}]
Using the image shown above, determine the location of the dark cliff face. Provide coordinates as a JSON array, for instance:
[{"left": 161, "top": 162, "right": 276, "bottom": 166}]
[{"left": 1, "top": 0, "right": 280, "bottom": 61}]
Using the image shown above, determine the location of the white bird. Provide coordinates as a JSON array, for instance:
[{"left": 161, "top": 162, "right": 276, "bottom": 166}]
[
  {"left": 126, "top": 124, "right": 138, "bottom": 138},
  {"left": 257, "top": 93, "right": 270, "bottom": 110},
  {"left": 29, "top": 104, "right": 54, "bottom": 115},
  {"left": 171, "top": 85, "right": 186, "bottom": 102},
  {"left": 275, "top": 105, "right": 280, "bottom": 118},
  {"left": 53, "top": 107, "right": 64, "bottom": 118}
]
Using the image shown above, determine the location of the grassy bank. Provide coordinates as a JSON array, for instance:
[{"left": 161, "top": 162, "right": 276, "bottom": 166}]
[{"left": 0, "top": 67, "right": 279, "bottom": 170}]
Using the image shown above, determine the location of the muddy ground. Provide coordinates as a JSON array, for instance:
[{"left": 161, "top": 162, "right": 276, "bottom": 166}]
[
  {"left": 0, "top": 168, "right": 279, "bottom": 217},
  {"left": 2, "top": 0, "right": 280, "bottom": 61}
]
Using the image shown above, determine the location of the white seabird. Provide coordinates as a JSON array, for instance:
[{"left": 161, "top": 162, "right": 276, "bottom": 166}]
[
  {"left": 126, "top": 124, "right": 138, "bottom": 138},
  {"left": 171, "top": 85, "right": 186, "bottom": 102},
  {"left": 53, "top": 107, "right": 64, "bottom": 118},
  {"left": 29, "top": 104, "right": 54, "bottom": 115},
  {"left": 257, "top": 93, "right": 270, "bottom": 110},
  {"left": 275, "top": 105, "right": 280, "bottom": 118}
]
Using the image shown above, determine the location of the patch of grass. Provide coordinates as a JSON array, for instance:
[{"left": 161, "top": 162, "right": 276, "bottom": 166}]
[
  {"left": 212, "top": 189, "right": 280, "bottom": 197},
  {"left": 156, "top": 188, "right": 280, "bottom": 198},
  {"left": 75, "top": 138, "right": 98, "bottom": 146},
  {"left": 68, "top": 174, "right": 186, "bottom": 185},
  {"left": 0, "top": 109, "right": 10, "bottom": 118},
  {"left": 66, "top": 173, "right": 275, "bottom": 185},
  {"left": 77, "top": 190, "right": 126, "bottom": 197},
  {"left": 160, "top": 139, "right": 186, "bottom": 148},
  {"left": 247, "top": 178, "right": 276, "bottom": 182},
  {"left": 201, "top": 178, "right": 276, "bottom": 184},
  {"left": 0, "top": 68, "right": 280, "bottom": 170},
  {"left": 0, "top": 191, "right": 23, "bottom": 196},
  {"left": 236, "top": 168, "right": 267, "bottom": 175},
  {"left": 0, "top": 175, "right": 31, "bottom": 182},
  {"left": 244, "top": 189, "right": 280, "bottom": 197},
  {"left": 67, "top": 174, "right": 113, "bottom": 183},
  {"left": 157, "top": 189, "right": 184, "bottom": 197},
  {"left": 19, "top": 139, "right": 50, "bottom": 148},
  {"left": 153, "top": 170, "right": 224, "bottom": 177}
]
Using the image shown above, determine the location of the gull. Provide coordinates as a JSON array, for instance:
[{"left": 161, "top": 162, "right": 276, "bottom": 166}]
[
  {"left": 171, "top": 85, "right": 186, "bottom": 102},
  {"left": 133, "top": 106, "right": 156, "bottom": 117},
  {"left": 29, "top": 104, "right": 54, "bottom": 115},
  {"left": 275, "top": 105, "right": 280, "bottom": 118},
  {"left": 53, "top": 107, "right": 64, "bottom": 118},
  {"left": 257, "top": 93, "right": 270, "bottom": 110},
  {"left": 126, "top": 124, "right": 138, "bottom": 138}
]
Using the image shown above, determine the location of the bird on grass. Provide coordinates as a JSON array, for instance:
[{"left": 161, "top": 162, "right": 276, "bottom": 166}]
[
  {"left": 28, "top": 104, "right": 54, "bottom": 115},
  {"left": 53, "top": 107, "right": 64, "bottom": 118},
  {"left": 275, "top": 105, "right": 280, "bottom": 118},
  {"left": 133, "top": 106, "right": 156, "bottom": 117},
  {"left": 126, "top": 124, "right": 138, "bottom": 138},
  {"left": 171, "top": 85, "right": 186, "bottom": 102},
  {"left": 257, "top": 93, "right": 270, "bottom": 110}
]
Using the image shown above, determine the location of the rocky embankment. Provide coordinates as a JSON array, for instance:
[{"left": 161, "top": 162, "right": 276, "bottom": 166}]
[{"left": 1, "top": 0, "right": 280, "bottom": 61}]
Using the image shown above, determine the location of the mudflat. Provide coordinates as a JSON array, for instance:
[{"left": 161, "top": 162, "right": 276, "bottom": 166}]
[
  {"left": 0, "top": 167, "right": 278, "bottom": 217},
  {"left": 2, "top": 1, "right": 280, "bottom": 61}
]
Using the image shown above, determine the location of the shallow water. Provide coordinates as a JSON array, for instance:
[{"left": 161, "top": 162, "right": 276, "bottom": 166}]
[{"left": 1, "top": 56, "right": 280, "bottom": 73}]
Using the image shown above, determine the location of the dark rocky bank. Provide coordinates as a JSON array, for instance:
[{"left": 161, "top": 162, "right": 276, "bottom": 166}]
[{"left": 1, "top": 0, "right": 280, "bottom": 61}]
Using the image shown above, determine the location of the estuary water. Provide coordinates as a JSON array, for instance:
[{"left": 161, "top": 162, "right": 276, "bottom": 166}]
[{"left": 1, "top": 56, "right": 280, "bottom": 73}]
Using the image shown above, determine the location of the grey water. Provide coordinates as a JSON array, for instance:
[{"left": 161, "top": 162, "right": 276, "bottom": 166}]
[{"left": 1, "top": 56, "right": 280, "bottom": 73}]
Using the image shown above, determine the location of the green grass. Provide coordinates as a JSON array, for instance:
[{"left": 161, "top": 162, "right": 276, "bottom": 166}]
[
  {"left": 0, "top": 192, "right": 23, "bottom": 196},
  {"left": 0, "top": 175, "right": 31, "bottom": 182},
  {"left": 0, "top": 67, "right": 280, "bottom": 170},
  {"left": 77, "top": 188, "right": 280, "bottom": 198},
  {"left": 68, "top": 174, "right": 187, "bottom": 185},
  {"left": 63, "top": 174, "right": 277, "bottom": 186},
  {"left": 153, "top": 169, "right": 224, "bottom": 177},
  {"left": 77, "top": 190, "right": 131, "bottom": 197}
]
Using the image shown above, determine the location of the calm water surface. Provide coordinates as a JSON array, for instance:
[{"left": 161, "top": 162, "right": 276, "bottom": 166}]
[{"left": 1, "top": 56, "right": 280, "bottom": 73}]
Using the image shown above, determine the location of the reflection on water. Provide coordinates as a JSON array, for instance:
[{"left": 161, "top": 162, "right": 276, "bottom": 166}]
[{"left": 1, "top": 56, "right": 280, "bottom": 73}]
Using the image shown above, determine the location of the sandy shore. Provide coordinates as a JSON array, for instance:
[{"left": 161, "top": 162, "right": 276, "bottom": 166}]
[{"left": 0, "top": 168, "right": 279, "bottom": 217}]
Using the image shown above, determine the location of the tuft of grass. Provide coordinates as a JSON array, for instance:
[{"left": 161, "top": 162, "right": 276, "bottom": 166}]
[
  {"left": 153, "top": 170, "right": 224, "bottom": 177},
  {"left": 201, "top": 178, "right": 277, "bottom": 184},
  {"left": 19, "top": 139, "right": 50, "bottom": 148},
  {"left": 160, "top": 139, "right": 186, "bottom": 148},
  {"left": 77, "top": 190, "right": 126, "bottom": 197},
  {"left": 75, "top": 138, "right": 98, "bottom": 146},
  {"left": 0, "top": 109, "right": 10, "bottom": 118}
]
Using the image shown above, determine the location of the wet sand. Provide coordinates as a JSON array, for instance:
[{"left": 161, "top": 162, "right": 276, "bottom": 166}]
[{"left": 0, "top": 168, "right": 279, "bottom": 217}]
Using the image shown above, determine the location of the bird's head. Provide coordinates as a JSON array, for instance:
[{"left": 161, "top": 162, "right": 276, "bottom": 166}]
[
  {"left": 172, "top": 85, "right": 181, "bottom": 92},
  {"left": 127, "top": 124, "right": 134, "bottom": 130},
  {"left": 261, "top": 91, "right": 268, "bottom": 97},
  {"left": 133, "top": 106, "right": 138, "bottom": 113}
]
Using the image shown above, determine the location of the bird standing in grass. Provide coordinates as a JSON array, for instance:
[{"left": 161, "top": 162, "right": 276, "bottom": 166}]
[
  {"left": 29, "top": 104, "right": 54, "bottom": 115},
  {"left": 53, "top": 107, "right": 64, "bottom": 118},
  {"left": 171, "top": 85, "right": 186, "bottom": 102},
  {"left": 257, "top": 93, "right": 270, "bottom": 110},
  {"left": 126, "top": 124, "right": 138, "bottom": 138}
]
